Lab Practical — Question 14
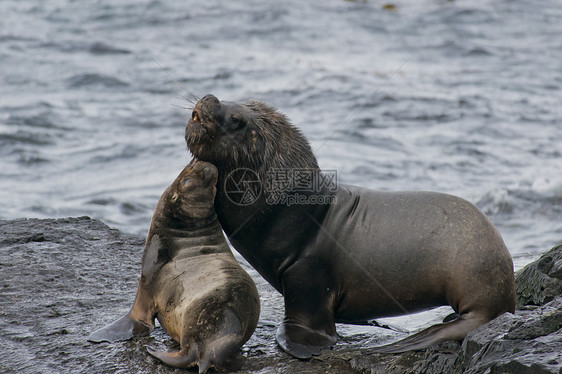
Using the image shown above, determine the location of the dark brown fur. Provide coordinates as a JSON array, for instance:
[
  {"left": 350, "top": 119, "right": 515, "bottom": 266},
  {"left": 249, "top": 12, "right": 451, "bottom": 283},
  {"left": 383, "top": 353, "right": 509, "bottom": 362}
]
[
  {"left": 185, "top": 95, "right": 516, "bottom": 359},
  {"left": 187, "top": 96, "right": 318, "bottom": 185}
]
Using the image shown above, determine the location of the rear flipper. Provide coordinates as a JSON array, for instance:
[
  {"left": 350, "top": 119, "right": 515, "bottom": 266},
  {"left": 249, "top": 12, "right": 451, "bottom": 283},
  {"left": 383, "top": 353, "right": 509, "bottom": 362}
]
[
  {"left": 373, "top": 317, "right": 484, "bottom": 354},
  {"left": 88, "top": 313, "right": 153, "bottom": 343},
  {"left": 443, "top": 312, "right": 460, "bottom": 323},
  {"left": 147, "top": 339, "right": 245, "bottom": 374},
  {"left": 146, "top": 347, "right": 197, "bottom": 370},
  {"left": 364, "top": 319, "right": 410, "bottom": 333},
  {"left": 147, "top": 308, "right": 248, "bottom": 373}
]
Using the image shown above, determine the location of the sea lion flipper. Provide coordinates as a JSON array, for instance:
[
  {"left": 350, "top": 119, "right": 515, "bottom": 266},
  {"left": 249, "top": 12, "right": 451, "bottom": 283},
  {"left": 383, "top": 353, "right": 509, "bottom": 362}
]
[
  {"left": 276, "top": 266, "right": 337, "bottom": 359},
  {"left": 373, "top": 317, "right": 484, "bottom": 354},
  {"left": 443, "top": 312, "right": 460, "bottom": 323},
  {"left": 146, "top": 346, "right": 198, "bottom": 370},
  {"left": 146, "top": 342, "right": 245, "bottom": 373},
  {"left": 88, "top": 313, "right": 153, "bottom": 343},
  {"left": 213, "top": 354, "right": 245, "bottom": 372},
  {"left": 275, "top": 320, "right": 337, "bottom": 359}
]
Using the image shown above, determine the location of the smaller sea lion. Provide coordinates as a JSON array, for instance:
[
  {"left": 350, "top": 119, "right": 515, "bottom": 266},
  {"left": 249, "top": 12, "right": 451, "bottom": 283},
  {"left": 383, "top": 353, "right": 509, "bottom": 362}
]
[{"left": 88, "top": 159, "right": 260, "bottom": 373}]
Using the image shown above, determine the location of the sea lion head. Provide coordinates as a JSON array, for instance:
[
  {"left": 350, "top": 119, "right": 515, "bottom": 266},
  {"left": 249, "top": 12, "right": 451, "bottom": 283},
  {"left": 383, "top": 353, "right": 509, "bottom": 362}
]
[
  {"left": 185, "top": 94, "right": 319, "bottom": 178},
  {"left": 167, "top": 159, "right": 218, "bottom": 221}
]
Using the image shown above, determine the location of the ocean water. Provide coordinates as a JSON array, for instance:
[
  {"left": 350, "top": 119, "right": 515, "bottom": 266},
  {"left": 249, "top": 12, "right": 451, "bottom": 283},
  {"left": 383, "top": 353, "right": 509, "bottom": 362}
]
[
  {"left": 1, "top": 1, "right": 561, "bottom": 268},
  {"left": 1, "top": 1, "right": 562, "bottom": 372}
]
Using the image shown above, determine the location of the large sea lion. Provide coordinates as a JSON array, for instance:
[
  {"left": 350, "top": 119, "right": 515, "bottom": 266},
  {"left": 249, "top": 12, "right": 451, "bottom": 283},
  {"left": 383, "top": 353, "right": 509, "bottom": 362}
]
[
  {"left": 184, "top": 94, "right": 516, "bottom": 359},
  {"left": 88, "top": 160, "right": 260, "bottom": 373}
]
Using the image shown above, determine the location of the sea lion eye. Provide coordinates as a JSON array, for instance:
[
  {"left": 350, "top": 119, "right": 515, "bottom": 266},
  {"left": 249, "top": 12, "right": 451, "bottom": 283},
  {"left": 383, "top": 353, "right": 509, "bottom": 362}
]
[
  {"left": 192, "top": 111, "right": 199, "bottom": 122},
  {"left": 229, "top": 114, "right": 244, "bottom": 130}
]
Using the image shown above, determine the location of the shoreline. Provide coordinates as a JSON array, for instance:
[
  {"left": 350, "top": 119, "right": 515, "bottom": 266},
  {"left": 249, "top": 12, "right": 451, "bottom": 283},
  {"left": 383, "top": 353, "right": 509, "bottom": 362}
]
[{"left": 1, "top": 217, "right": 560, "bottom": 373}]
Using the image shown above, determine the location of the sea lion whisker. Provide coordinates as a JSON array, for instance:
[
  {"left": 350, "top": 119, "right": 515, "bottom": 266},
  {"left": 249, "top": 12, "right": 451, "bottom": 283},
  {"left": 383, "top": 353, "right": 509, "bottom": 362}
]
[
  {"left": 151, "top": 54, "right": 199, "bottom": 104},
  {"left": 177, "top": 93, "right": 196, "bottom": 106},
  {"left": 171, "top": 103, "right": 192, "bottom": 111},
  {"left": 315, "top": 57, "right": 410, "bottom": 153}
]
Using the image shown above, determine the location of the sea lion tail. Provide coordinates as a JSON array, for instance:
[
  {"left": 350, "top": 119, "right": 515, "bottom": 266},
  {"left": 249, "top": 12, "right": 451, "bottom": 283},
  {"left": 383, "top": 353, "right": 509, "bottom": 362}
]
[
  {"left": 88, "top": 313, "right": 153, "bottom": 343},
  {"left": 373, "top": 317, "right": 484, "bottom": 354}
]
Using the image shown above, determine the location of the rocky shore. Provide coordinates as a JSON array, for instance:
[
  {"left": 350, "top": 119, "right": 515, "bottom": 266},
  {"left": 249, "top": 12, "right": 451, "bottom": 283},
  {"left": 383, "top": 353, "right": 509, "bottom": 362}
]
[{"left": 1, "top": 217, "right": 560, "bottom": 373}]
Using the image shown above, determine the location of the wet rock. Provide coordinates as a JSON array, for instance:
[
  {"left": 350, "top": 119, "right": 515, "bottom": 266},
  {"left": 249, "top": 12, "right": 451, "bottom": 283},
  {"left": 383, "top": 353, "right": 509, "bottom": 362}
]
[
  {"left": 516, "top": 243, "right": 562, "bottom": 308},
  {"left": 460, "top": 298, "right": 562, "bottom": 374},
  {"left": 348, "top": 347, "right": 458, "bottom": 374},
  {"left": 1, "top": 218, "right": 561, "bottom": 373}
]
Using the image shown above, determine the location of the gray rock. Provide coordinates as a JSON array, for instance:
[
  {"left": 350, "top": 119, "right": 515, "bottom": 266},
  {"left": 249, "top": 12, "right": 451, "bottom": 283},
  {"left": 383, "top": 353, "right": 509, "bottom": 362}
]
[
  {"left": 1, "top": 217, "right": 561, "bottom": 374},
  {"left": 460, "top": 298, "right": 562, "bottom": 374},
  {"left": 516, "top": 243, "right": 562, "bottom": 309}
]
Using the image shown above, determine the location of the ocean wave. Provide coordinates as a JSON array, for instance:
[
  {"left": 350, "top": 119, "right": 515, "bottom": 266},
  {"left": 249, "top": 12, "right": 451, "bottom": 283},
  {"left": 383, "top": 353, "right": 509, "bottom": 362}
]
[
  {"left": 477, "top": 177, "right": 562, "bottom": 219},
  {"left": 1, "top": 0, "right": 560, "bottom": 272},
  {"left": 0, "top": 131, "right": 53, "bottom": 147},
  {"left": 530, "top": 177, "right": 562, "bottom": 203},
  {"left": 66, "top": 73, "right": 129, "bottom": 88},
  {"left": 89, "top": 41, "right": 131, "bottom": 55},
  {"left": 6, "top": 112, "right": 65, "bottom": 130}
]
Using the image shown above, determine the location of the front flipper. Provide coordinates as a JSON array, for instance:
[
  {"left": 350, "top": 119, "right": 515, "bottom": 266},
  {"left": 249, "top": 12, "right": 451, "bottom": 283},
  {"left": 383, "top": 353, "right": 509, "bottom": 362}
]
[
  {"left": 276, "top": 319, "right": 337, "bottom": 359},
  {"left": 276, "top": 260, "right": 338, "bottom": 359},
  {"left": 88, "top": 313, "right": 153, "bottom": 343}
]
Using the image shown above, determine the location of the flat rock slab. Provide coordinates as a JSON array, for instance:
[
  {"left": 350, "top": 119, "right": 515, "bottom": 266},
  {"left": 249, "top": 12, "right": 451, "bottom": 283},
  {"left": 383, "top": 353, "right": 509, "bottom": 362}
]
[{"left": 1, "top": 217, "right": 561, "bottom": 373}]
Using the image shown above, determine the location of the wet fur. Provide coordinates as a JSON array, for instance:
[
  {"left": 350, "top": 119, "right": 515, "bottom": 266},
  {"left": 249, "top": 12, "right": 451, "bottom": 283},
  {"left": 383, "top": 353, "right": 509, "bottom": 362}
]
[
  {"left": 88, "top": 161, "right": 260, "bottom": 373},
  {"left": 187, "top": 99, "right": 318, "bottom": 184},
  {"left": 185, "top": 95, "right": 516, "bottom": 358}
]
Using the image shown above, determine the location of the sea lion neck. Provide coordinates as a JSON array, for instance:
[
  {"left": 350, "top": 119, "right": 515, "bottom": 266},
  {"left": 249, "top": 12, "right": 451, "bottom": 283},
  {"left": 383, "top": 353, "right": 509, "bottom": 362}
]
[
  {"left": 153, "top": 213, "right": 220, "bottom": 237},
  {"left": 145, "top": 218, "right": 229, "bottom": 261}
]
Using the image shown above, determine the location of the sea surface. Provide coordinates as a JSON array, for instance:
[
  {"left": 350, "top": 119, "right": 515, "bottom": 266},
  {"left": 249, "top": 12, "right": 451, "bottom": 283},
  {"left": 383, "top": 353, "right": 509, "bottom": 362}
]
[{"left": 1, "top": 0, "right": 561, "bottom": 371}]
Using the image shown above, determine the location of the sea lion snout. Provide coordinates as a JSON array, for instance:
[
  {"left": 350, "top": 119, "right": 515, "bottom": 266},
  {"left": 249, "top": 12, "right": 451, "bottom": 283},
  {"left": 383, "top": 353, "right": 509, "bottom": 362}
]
[
  {"left": 200, "top": 94, "right": 220, "bottom": 105},
  {"left": 194, "top": 94, "right": 222, "bottom": 124},
  {"left": 191, "top": 160, "right": 218, "bottom": 186},
  {"left": 176, "top": 161, "right": 218, "bottom": 199},
  {"left": 185, "top": 96, "right": 224, "bottom": 158},
  {"left": 187, "top": 96, "right": 260, "bottom": 163}
]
